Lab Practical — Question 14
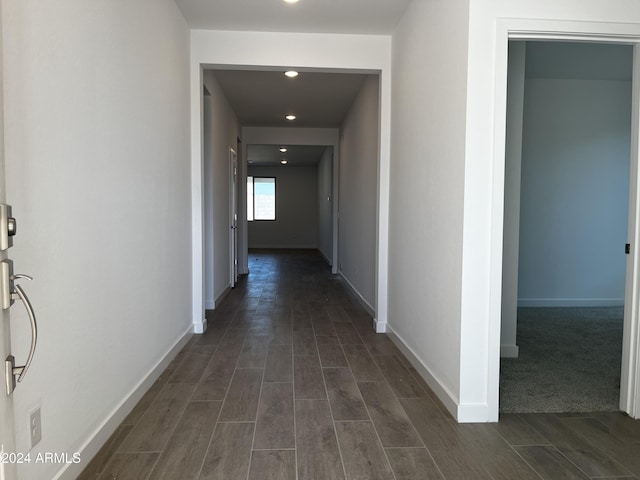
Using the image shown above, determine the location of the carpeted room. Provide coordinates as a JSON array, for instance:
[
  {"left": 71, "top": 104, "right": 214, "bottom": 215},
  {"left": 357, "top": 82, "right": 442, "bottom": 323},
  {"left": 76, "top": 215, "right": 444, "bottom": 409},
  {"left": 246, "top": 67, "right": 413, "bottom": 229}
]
[{"left": 499, "top": 41, "right": 633, "bottom": 413}]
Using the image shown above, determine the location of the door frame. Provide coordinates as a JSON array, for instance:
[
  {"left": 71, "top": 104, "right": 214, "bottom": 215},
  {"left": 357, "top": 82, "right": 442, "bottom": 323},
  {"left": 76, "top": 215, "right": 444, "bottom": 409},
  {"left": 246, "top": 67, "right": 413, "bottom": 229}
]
[
  {"left": 229, "top": 147, "right": 238, "bottom": 288},
  {"left": 491, "top": 19, "right": 640, "bottom": 418}
]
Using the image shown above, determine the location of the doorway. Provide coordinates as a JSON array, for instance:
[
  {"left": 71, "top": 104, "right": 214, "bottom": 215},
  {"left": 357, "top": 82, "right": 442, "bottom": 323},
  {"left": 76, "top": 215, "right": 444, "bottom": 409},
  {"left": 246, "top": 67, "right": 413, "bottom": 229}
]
[
  {"left": 245, "top": 144, "right": 334, "bottom": 261},
  {"left": 499, "top": 38, "right": 638, "bottom": 414},
  {"left": 229, "top": 147, "right": 238, "bottom": 288}
]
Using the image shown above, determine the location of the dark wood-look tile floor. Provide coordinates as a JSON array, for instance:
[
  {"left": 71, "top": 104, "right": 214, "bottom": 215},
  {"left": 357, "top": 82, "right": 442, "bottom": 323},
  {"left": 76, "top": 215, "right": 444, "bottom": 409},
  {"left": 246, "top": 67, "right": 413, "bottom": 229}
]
[{"left": 78, "top": 250, "right": 640, "bottom": 480}]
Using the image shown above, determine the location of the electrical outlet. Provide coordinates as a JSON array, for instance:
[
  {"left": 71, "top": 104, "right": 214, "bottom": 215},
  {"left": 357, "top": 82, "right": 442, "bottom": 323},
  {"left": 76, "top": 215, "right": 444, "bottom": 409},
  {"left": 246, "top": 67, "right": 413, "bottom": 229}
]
[{"left": 29, "top": 407, "right": 41, "bottom": 448}]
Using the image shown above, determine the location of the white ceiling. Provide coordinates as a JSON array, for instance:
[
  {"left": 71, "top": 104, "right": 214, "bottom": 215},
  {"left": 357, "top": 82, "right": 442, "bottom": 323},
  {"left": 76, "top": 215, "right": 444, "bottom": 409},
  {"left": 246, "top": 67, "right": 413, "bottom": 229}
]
[
  {"left": 191, "top": 0, "right": 399, "bottom": 165},
  {"left": 247, "top": 145, "right": 328, "bottom": 167},
  {"left": 211, "top": 70, "right": 369, "bottom": 128},
  {"left": 174, "top": 0, "right": 411, "bottom": 35}
]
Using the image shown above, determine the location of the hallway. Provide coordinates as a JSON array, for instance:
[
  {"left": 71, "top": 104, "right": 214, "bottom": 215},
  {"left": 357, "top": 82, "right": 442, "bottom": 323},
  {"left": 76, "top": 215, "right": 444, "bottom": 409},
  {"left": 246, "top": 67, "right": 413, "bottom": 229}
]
[{"left": 79, "top": 251, "right": 640, "bottom": 480}]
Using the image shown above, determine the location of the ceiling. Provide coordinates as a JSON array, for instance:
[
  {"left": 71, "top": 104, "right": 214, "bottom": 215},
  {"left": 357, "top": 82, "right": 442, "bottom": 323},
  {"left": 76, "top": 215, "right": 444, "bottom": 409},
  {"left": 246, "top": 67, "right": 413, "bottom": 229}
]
[
  {"left": 247, "top": 145, "right": 328, "bottom": 167},
  {"left": 524, "top": 41, "right": 633, "bottom": 81},
  {"left": 174, "top": 0, "right": 411, "bottom": 35},
  {"left": 211, "top": 70, "right": 368, "bottom": 128},
  {"left": 191, "top": 0, "right": 398, "bottom": 166}
]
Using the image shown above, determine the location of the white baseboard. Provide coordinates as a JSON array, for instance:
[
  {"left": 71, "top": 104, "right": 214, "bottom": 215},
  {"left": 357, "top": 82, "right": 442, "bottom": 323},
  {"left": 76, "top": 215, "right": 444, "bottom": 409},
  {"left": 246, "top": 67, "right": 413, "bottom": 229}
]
[
  {"left": 54, "top": 326, "right": 192, "bottom": 480},
  {"left": 193, "top": 317, "right": 207, "bottom": 334},
  {"left": 386, "top": 327, "right": 459, "bottom": 420},
  {"left": 374, "top": 317, "right": 387, "bottom": 333},
  {"left": 387, "top": 326, "right": 493, "bottom": 422},
  {"left": 205, "top": 300, "right": 215, "bottom": 309},
  {"left": 318, "top": 248, "right": 332, "bottom": 266},
  {"left": 518, "top": 298, "right": 624, "bottom": 308},
  {"left": 500, "top": 344, "right": 519, "bottom": 358},
  {"left": 339, "top": 272, "right": 375, "bottom": 318},
  {"left": 457, "top": 403, "right": 492, "bottom": 423},
  {"left": 215, "top": 286, "right": 231, "bottom": 308}
]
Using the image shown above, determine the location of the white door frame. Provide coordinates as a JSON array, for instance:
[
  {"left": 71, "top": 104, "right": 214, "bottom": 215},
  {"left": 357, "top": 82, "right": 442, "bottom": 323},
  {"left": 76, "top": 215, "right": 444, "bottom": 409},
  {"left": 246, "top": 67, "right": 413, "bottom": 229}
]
[
  {"left": 229, "top": 147, "right": 238, "bottom": 288},
  {"left": 491, "top": 19, "right": 640, "bottom": 418}
]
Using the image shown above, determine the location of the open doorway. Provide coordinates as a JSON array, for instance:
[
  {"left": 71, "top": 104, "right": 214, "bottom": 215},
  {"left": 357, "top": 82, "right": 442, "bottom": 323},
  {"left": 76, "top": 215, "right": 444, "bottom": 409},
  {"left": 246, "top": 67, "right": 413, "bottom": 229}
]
[
  {"left": 245, "top": 144, "right": 334, "bottom": 262},
  {"left": 199, "top": 67, "right": 382, "bottom": 331},
  {"left": 500, "top": 41, "right": 634, "bottom": 413}
]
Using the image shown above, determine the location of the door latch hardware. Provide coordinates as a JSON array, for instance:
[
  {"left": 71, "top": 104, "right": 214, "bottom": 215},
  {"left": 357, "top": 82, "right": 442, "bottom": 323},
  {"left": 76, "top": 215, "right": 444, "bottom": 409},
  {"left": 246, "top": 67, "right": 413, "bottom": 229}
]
[
  {"left": 626, "top": 243, "right": 631, "bottom": 255},
  {"left": 0, "top": 204, "right": 16, "bottom": 251},
  {"left": 1, "top": 262, "right": 37, "bottom": 396}
]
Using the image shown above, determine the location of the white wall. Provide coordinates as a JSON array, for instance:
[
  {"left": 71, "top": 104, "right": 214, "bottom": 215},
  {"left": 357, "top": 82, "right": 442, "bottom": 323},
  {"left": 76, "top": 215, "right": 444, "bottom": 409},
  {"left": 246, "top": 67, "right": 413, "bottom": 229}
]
[
  {"left": 318, "top": 147, "right": 334, "bottom": 263},
  {"left": 2, "top": 1, "right": 191, "bottom": 478},
  {"left": 518, "top": 47, "right": 632, "bottom": 307},
  {"left": 388, "top": 0, "right": 469, "bottom": 416},
  {"left": 248, "top": 165, "right": 318, "bottom": 249},
  {"left": 339, "top": 75, "right": 379, "bottom": 311},
  {"left": 191, "top": 30, "right": 392, "bottom": 332},
  {"left": 203, "top": 71, "right": 240, "bottom": 309},
  {"left": 465, "top": 0, "right": 640, "bottom": 421}
]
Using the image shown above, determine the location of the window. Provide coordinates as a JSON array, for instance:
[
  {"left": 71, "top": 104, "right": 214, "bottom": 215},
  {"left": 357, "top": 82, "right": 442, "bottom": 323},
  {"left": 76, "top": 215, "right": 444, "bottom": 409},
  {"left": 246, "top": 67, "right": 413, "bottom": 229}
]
[{"left": 247, "top": 176, "right": 275, "bottom": 221}]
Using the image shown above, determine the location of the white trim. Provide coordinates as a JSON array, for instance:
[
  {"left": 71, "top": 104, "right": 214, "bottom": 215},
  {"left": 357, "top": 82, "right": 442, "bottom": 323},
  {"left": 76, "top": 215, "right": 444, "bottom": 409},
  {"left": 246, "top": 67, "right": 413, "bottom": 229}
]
[
  {"left": 621, "top": 44, "right": 640, "bottom": 419},
  {"left": 191, "top": 62, "right": 205, "bottom": 334},
  {"left": 490, "top": 18, "right": 640, "bottom": 422},
  {"left": 457, "top": 403, "right": 491, "bottom": 424},
  {"left": 386, "top": 327, "right": 459, "bottom": 420},
  {"left": 500, "top": 344, "right": 519, "bottom": 358},
  {"left": 191, "top": 32, "right": 392, "bottom": 370},
  {"left": 214, "top": 286, "right": 232, "bottom": 309},
  {"left": 318, "top": 248, "right": 332, "bottom": 267},
  {"left": 339, "top": 271, "right": 375, "bottom": 318},
  {"left": 193, "top": 317, "right": 207, "bottom": 334},
  {"left": 517, "top": 298, "right": 625, "bottom": 308},
  {"left": 229, "top": 147, "right": 238, "bottom": 289},
  {"left": 374, "top": 317, "right": 387, "bottom": 334},
  {"left": 53, "top": 327, "right": 192, "bottom": 480}
]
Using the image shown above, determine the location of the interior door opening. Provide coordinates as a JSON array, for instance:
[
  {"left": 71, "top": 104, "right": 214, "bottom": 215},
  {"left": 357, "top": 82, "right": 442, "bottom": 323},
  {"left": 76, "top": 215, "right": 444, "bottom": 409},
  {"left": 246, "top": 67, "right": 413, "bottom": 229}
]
[
  {"left": 500, "top": 40, "right": 634, "bottom": 414},
  {"left": 245, "top": 144, "right": 334, "bottom": 265}
]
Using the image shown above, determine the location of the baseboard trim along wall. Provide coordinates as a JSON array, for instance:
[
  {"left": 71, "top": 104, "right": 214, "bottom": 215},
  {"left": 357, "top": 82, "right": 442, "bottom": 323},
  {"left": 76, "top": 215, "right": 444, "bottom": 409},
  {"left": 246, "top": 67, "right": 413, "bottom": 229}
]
[
  {"left": 318, "top": 248, "right": 332, "bottom": 267},
  {"left": 518, "top": 298, "right": 624, "bottom": 308},
  {"left": 215, "top": 285, "right": 232, "bottom": 308},
  {"left": 339, "top": 271, "right": 375, "bottom": 318},
  {"left": 386, "top": 327, "right": 460, "bottom": 420},
  {"left": 193, "top": 317, "right": 207, "bottom": 334},
  {"left": 500, "top": 344, "right": 520, "bottom": 358},
  {"left": 54, "top": 326, "right": 193, "bottom": 480}
]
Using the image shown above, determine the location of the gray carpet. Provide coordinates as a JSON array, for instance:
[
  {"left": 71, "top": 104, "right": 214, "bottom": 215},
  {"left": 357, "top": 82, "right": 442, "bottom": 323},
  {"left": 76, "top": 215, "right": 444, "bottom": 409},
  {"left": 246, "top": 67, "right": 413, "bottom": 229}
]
[{"left": 499, "top": 307, "right": 623, "bottom": 413}]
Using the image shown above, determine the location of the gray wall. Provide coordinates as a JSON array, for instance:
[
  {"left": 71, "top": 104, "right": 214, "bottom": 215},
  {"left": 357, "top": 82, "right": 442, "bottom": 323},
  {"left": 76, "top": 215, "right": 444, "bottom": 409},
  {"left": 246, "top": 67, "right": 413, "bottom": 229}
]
[
  {"left": 248, "top": 165, "right": 318, "bottom": 249},
  {"left": 518, "top": 42, "right": 633, "bottom": 307},
  {"left": 203, "top": 71, "right": 241, "bottom": 307},
  {"left": 339, "top": 75, "right": 380, "bottom": 310}
]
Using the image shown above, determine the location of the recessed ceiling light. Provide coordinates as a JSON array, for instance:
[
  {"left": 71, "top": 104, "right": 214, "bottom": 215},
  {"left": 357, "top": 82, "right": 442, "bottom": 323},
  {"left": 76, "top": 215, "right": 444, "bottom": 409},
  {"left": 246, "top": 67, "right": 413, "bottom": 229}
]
[
  {"left": 281, "top": 160, "right": 288, "bottom": 165},
  {"left": 284, "top": 70, "right": 299, "bottom": 78},
  {"left": 285, "top": 114, "right": 296, "bottom": 121},
  {"left": 283, "top": 0, "right": 299, "bottom": 3},
  {"left": 279, "top": 147, "right": 288, "bottom": 153}
]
